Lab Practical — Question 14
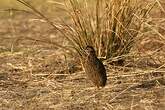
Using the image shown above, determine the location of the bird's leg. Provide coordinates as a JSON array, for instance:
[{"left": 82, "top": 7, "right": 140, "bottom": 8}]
[{"left": 97, "top": 86, "right": 100, "bottom": 90}]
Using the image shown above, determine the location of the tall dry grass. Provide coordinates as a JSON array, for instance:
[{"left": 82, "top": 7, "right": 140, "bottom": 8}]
[{"left": 16, "top": 0, "right": 155, "bottom": 62}]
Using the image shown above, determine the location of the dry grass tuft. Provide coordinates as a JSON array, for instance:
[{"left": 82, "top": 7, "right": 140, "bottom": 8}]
[
  {"left": 60, "top": 0, "right": 156, "bottom": 61},
  {"left": 16, "top": 0, "right": 155, "bottom": 62}
]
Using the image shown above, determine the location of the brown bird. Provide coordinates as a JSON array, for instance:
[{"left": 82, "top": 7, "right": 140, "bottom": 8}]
[{"left": 81, "top": 46, "right": 107, "bottom": 88}]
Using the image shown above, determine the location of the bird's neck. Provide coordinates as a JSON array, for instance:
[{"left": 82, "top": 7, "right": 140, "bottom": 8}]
[{"left": 87, "top": 53, "right": 97, "bottom": 59}]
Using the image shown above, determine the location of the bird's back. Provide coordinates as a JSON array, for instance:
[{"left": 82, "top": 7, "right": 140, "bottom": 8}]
[{"left": 82, "top": 55, "right": 107, "bottom": 87}]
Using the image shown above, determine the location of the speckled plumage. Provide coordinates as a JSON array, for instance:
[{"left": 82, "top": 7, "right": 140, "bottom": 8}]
[{"left": 81, "top": 46, "right": 107, "bottom": 88}]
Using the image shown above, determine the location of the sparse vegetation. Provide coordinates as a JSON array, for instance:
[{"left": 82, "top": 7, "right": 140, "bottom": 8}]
[{"left": 0, "top": 0, "right": 165, "bottom": 110}]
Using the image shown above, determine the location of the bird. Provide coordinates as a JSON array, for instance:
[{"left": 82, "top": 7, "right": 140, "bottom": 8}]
[{"left": 81, "top": 45, "right": 107, "bottom": 88}]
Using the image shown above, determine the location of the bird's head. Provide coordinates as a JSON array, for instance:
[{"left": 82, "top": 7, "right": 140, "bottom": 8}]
[{"left": 84, "top": 46, "right": 96, "bottom": 56}]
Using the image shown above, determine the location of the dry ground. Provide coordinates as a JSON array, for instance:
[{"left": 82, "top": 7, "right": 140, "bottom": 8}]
[{"left": 0, "top": 0, "right": 165, "bottom": 110}]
